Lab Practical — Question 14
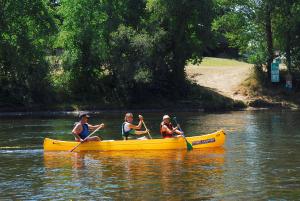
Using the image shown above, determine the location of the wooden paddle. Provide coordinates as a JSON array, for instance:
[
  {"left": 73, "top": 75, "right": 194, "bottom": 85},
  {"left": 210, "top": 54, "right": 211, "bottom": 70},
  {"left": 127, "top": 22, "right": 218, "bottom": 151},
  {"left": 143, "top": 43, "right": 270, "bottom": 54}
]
[
  {"left": 70, "top": 125, "right": 102, "bottom": 152},
  {"left": 142, "top": 121, "right": 152, "bottom": 139},
  {"left": 138, "top": 115, "right": 152, "bottom": 139},
  {"left": 173, "top": 117, "right": 193, "bottom": 151}
]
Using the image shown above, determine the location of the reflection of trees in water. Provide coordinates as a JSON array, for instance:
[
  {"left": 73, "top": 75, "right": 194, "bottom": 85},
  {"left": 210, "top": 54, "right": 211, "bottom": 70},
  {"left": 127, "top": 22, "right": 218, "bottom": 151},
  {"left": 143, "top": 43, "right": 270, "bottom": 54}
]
[
  {"left": 44, "top": 148, "right": 225, "bottom": 200},
  {"left": 0, "top": 118, "right": 73, "bottom": 147}
]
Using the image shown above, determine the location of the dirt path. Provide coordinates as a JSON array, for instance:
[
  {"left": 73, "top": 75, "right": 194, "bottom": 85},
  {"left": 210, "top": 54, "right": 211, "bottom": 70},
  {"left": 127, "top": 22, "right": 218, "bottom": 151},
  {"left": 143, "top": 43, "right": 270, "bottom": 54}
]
[{"left": 186, "top": 58, "right": 252, "bottom": 101}]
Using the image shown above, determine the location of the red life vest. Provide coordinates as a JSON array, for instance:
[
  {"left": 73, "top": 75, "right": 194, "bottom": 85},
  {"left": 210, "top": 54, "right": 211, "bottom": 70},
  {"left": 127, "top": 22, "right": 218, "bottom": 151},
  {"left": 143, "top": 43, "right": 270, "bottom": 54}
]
[{"left": 160, "top": 122, "right": 174, "bottom": 138}]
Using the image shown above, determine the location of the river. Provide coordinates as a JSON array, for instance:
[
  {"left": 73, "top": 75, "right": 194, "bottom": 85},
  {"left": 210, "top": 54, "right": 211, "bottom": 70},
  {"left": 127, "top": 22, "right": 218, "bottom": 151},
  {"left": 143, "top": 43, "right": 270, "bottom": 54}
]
[{"left": 0, "top": 110, "right": 299, "bottom": 200}]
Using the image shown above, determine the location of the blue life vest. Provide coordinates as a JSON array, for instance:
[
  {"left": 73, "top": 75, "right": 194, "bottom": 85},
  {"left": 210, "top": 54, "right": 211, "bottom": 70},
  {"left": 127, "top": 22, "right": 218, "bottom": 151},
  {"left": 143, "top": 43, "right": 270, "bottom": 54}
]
[{"left": 79, "top": 123, "right": 89, "bottom": 139}]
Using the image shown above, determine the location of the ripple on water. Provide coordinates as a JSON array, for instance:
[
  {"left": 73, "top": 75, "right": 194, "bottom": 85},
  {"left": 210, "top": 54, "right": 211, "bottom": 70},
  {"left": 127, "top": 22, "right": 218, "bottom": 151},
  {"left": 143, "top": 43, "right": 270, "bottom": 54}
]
[
  {"left": 0, "top": 111, "right": 300, "bottom": 200},
  {"left": 0, "top": 148, "right": 43, "bottom": 153}
]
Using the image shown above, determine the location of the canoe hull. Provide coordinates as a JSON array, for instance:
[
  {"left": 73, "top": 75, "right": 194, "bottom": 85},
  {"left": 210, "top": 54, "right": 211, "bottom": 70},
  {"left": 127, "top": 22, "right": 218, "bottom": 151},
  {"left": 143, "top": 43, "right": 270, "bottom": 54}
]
[{"left": 43, "top": 130, "right": 226, "bottom": 152}]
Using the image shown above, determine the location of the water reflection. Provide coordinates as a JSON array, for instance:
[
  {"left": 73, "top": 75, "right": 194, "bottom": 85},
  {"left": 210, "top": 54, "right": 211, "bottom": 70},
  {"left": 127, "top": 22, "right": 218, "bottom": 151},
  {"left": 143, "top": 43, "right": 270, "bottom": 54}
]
[{"left": 43, "top": 148, "right": 225, "bottom": 200}]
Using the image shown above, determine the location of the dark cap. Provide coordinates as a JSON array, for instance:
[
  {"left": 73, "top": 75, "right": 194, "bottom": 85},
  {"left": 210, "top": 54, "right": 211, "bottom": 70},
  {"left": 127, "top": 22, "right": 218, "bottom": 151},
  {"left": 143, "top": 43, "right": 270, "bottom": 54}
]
[{"left": 79, "top": 112, "right": 90, "bottom": 119}]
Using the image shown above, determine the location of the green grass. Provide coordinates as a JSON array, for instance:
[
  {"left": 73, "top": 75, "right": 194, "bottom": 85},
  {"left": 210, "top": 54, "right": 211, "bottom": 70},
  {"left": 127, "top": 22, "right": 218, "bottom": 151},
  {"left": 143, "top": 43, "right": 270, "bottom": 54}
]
[{"left": 198, "top": 57, "right": 250, "bottom": 67}]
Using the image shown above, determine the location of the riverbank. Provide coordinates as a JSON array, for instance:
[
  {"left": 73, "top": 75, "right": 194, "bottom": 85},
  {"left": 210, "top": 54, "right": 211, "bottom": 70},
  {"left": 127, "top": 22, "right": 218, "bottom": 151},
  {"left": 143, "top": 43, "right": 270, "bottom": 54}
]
[
  {"left": 2, "top": 57, "right": 299, "bottom": 114},
  {"left": 186, "top": 57, "right": 300, "bottom": 110},
  {"left": 0, "top": 88, "right": 247, "bottom": 115},
  {"left": 236, "top": 70, "right": 300, "bottom": 109}
]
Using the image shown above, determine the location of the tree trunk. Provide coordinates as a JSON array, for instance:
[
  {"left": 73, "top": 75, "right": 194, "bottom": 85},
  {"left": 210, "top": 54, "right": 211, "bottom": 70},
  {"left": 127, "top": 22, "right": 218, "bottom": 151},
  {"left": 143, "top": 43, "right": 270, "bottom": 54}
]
[
  {"left": 171, "top": 6, "right": 188, "bottom": 88},
  {"left": 285, "top": 31, "right": 292, "bottom": 72},
  {"left": 265, "top": 2, "right": 273, "bottom": 81},
  {"left": 284, "top": 4, "right": 292, "bottom": 72}
]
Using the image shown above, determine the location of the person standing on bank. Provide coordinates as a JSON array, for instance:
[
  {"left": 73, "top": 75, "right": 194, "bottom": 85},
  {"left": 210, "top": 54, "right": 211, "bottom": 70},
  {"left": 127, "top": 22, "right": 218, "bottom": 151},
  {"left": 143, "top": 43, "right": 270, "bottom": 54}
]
[
  {"left": 72, "top": 112, "right": 105, "bottom": 142},
  {"left": 122, "top": 113, "right": 149, "bottom": 140}
]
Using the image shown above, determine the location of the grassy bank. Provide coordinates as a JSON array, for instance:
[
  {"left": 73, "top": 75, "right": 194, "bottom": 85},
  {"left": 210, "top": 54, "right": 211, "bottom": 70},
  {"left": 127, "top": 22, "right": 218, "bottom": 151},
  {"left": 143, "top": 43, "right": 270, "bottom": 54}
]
[{"left": 196, "top": 57, "right": 250, "bottom": 67}]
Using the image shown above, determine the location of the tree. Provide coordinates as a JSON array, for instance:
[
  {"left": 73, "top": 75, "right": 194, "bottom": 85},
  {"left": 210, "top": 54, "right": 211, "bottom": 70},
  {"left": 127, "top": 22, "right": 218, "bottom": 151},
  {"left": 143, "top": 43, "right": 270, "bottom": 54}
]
[
  {"left": 0, "top": 0, "right": 56, "bottom": 106},
  {"left": 264, "top": 0, "right": 274, "bottom": 80},
  {"left": 57, "top": 0, "right": 109, "bottom": 99},
  {"left": 213, "top": 0, "right": 275, "bottom": 80},
  {"left": 214, "top": 0, "right": 300, "bottom": 82},
  {"left": 57, "top": 0, "right": 149, "bottom": 102},
  {"left": 146, "top": 0, "right": 214, "bottom": 92},
  {"left": 57, "top": 0, "right": 214, "bottom": 103},
  {"left": 108, "top": 25, "right": 154, "bottom": 103},
  {"left": 273, "top": 0, "right": 300, "bottom": 72}
]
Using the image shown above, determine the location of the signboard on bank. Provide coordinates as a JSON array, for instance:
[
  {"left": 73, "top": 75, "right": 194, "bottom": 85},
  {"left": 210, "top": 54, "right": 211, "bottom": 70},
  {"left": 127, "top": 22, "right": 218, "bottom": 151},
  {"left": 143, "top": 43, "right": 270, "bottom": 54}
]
[{"left": 271, "top": 62, "right": 279, "bottom": 83}]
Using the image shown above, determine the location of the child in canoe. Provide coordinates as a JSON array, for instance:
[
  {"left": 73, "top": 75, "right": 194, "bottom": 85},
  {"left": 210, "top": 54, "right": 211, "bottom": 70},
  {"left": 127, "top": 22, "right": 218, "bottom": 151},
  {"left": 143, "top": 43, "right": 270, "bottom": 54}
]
[{"left": 122, "top": 113, "right": 149, "bottom": 140}]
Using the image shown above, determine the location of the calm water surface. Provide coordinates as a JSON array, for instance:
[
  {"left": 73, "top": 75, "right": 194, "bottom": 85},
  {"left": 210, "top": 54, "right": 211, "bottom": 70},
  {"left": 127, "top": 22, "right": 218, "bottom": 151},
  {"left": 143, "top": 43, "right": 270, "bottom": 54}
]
[{"left": 0, "top": 111, "right": 299, "bottom": 200}]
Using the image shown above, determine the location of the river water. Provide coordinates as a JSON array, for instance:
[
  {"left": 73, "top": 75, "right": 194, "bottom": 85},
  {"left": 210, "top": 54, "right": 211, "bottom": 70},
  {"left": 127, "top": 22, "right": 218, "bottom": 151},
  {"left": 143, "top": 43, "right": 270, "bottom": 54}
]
[{"left": 0, "top": 110, "right": 299, "bottom": 200}]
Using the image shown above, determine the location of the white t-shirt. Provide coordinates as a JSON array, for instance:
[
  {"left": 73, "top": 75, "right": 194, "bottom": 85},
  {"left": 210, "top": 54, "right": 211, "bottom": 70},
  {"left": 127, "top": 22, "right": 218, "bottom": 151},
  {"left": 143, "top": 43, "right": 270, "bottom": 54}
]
[{"left": 123, "top": 122, "right": 131, "bottom": 132}]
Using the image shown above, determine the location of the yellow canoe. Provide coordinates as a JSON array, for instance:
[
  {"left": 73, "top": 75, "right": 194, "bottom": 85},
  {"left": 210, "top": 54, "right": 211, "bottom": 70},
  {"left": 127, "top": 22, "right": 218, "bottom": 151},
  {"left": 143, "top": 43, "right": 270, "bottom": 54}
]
[{"left": 43, "top": 130, "right": 226, "bottom": 152}]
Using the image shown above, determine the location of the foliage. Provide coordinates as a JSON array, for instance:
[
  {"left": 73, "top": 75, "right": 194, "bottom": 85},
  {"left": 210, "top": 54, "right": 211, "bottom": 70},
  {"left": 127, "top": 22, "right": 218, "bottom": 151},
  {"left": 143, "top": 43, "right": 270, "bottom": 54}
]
[
  {"left": 107, "top": 25, "right": 153, "bottom": 103},
  {"left": 52, "top": 0, "right": 214, "bottom": 104},
  {"left": 0, "top": 0, "right": 56, "bottom": 106},
  {"left": 213, "top": 0, "right": 268, "bottom": 65},
  {"left": 213, "top": 0, "right": 300, "bottom": 78},
  {"left": 2, "top": 0, "right": 300, "bottom": 109},
  {"left": 56, "top": 0, "right": 109, "bottom": 100},
  {"left": 272, "top": 0, "right": 300, "bottom": 72},
  {"left": 147, "top": 0, "right": 214, "bottom": 85}
]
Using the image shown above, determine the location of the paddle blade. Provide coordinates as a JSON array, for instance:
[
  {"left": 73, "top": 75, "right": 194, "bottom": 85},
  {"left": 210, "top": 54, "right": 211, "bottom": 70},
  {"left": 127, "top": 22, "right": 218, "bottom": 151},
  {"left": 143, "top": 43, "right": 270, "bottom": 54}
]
[
  {"left": 186, "top": 140, "right": 193, "bottom": 151},
  {"left": 186, "top": 142, "right": 193, "bottom": 151}
]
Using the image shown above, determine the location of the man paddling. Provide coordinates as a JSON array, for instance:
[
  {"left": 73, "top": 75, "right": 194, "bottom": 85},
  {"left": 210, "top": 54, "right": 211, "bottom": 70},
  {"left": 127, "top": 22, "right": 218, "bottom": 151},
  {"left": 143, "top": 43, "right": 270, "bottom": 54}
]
[
  {"left": 72, "top": 112, "right": 105, "bottom": 142},
  {"left": 160, "top": 115, "right": 183, "bottom": 138}
]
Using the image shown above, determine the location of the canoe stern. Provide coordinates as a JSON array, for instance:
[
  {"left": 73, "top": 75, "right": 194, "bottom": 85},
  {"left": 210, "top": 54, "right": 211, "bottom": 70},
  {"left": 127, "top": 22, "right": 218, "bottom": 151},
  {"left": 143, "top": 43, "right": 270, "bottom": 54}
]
[{"left": 186, "top": 130, "right": 226, "bottom": 149}]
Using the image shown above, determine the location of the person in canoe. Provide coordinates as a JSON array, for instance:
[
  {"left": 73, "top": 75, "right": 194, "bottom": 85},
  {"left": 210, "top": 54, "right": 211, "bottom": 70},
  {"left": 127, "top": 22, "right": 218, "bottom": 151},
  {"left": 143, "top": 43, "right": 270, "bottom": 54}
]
[
  {"left": 160, "top": 115, "right": 183, "bottom": 138},
  {"left": 72, "top": 112, "right": 105, "bottom": 142},
  {"left": 122, "top": 113, "right": 149, "bottom": 140}
]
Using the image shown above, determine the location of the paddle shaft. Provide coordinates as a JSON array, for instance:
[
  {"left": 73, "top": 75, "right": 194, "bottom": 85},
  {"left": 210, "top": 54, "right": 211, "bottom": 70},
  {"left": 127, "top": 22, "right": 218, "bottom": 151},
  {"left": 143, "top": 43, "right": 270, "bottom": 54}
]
[
  {"left": 142, "top": 121, "right": 152, "bottom": 139},
  {"left": 70, "top": 125, "right": 102, "bottom": 152},
  {"left": 173, "top": 117, "right": 193, "bottom": 151}
]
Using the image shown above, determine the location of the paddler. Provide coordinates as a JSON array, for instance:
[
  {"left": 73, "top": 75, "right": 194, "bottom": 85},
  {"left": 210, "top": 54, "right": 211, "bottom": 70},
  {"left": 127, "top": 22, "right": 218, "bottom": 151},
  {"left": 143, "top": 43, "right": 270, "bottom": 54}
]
[
  {"left": 160, "top": 115, "right": 183, "bottom": 138},
  {"left": 72, "top": 112, "right": 105, "bottom": 142},
  {"left": 122, "top": 113, "right": 149, "bottom": 140}
]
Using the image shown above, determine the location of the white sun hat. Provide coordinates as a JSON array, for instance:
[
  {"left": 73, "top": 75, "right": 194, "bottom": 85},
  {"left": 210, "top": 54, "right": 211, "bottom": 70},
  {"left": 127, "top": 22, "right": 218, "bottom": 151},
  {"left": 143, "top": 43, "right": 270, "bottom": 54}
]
[{"left": 163, "top": 115, "right": 170, "bottom": 120}]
